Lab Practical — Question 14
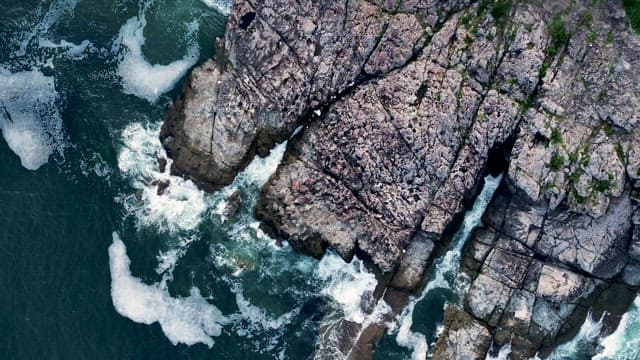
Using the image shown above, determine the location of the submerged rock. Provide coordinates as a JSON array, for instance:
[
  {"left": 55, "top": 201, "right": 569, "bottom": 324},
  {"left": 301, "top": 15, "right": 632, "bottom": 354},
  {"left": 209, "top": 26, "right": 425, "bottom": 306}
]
[
  {"left": 223, "top": 189, "right": 242, "bottom": 219},
  {"left": 151, "top": 179, "right": 170, "bottom": 196},
  {"left": 156, "top": 154, "right": 167, "bottom": 173}
]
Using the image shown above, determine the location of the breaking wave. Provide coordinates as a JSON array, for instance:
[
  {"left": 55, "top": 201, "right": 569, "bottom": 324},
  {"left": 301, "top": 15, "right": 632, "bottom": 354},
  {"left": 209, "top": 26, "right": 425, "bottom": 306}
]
[
  {"left": 118, "top": 122, "right": 209, "bottom": 232},
  {"left": 316, "top": 253, "right": 379, "bottom": 324},
  {"left": 594, "top": 296, "right": 640, "bottom": 360},
  {"left": 393, "top": 175, "right": 502, "bottom": 360},
  {"left": 109, "top": 232, "right": 229, "bottom": 347},
  {"left": 114, "top": 9, "right": 200, "bottom": 103},
  {"left": 200, "top": 0, "right": 233, "bottom": 15},
  {"left": 546, "top": 311, "right": 605, "bottom": 359}
]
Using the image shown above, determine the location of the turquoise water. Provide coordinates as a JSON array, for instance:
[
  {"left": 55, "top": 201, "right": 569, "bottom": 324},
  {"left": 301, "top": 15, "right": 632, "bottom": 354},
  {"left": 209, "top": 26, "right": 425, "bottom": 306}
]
[{"left": 0, "top": 1, "right": 637, "bottom": 359}]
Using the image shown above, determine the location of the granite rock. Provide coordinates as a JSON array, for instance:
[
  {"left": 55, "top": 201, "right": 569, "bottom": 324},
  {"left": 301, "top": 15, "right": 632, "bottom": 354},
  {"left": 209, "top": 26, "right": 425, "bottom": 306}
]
[{"left": 162, "top": 0, "right": 640, "bottom": 357}]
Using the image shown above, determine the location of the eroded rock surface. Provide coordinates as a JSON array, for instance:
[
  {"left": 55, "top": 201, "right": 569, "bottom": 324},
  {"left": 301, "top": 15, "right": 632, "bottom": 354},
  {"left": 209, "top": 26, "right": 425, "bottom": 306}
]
[
  {"left": 162, "top": 0, "right": 640, "bottom": 358},
  {"left": 452, "top": 1, "right": 640, "bottom": 356},
  {"left": 460, "top": 184, "right": 637, "bottom": 358},
  {"left": 432, "top": 306, "right": 492, "bottom": 360},
  {"left": 256, "top": 1, "right": 547, "bottom": 274}
]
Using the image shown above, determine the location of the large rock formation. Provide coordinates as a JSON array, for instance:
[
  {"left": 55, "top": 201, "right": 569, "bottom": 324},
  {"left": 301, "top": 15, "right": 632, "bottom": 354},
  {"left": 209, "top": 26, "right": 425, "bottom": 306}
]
[
  {"left": 162, "top": 0, "right": 640, "bottom": 358},
  {"left": 254, "top": 0, "right": 549, "bottom": 276},
  {"left": 458, "top": 185, "right": 637, "bottom": 358}
]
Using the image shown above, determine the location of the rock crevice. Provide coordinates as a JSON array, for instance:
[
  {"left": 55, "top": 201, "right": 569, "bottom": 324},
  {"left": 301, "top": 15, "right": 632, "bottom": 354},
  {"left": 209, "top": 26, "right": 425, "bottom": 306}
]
[{"left": 161, "top": 0, "right": 640, "bottom": 357}]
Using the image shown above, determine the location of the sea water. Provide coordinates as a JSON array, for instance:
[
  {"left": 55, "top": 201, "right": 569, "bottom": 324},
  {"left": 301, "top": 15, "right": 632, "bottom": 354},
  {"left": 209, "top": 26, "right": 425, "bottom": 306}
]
[{"left": 1, "top": 1, "right": 637, "bottom": 359}]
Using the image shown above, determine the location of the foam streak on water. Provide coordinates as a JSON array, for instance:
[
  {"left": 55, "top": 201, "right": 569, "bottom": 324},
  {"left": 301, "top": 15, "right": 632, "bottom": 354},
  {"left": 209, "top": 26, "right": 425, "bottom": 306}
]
[
  {"left": 200, "top": 0, "right": 233, "bottom": 15},
  {"left": 393, "top": 175, "right": 502, "bottom": 360},
  {"left": 38, "top": 38, "right": 95, "bottom": 60},
  {"left": 545, "top": 311, "right": 605, "bottom": 359},
  {"left": 109, "top": 232, "right": 229, "bottom": 347},
  {"left": 486, "top": 342, "right": 512, "bottom": 360},
  {"left": 16, "top": 0, "right": 80, "bottom": 57},
  {"left": 593, "top": 296, "right": 640, "bottom": 360},
  {"left": 316, "top": 253, "right": 378, "bottom": 324},
  {"left": 118, "top": 122, "right": 208, "bottom": 232},
  {"left": 115, "top": 9, "right": 200, "bottom": 103},
  {"left": 229, "top": 284, "right": 299, "bottom": 332},
  {"left": 0, "top": 68, "right": 66, "bottom": 170}
]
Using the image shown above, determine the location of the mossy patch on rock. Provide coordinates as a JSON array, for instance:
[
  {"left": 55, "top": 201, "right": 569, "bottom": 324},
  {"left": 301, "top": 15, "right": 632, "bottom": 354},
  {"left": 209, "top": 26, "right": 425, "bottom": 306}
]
[{"left": 624, "top": 0, "right": 640, "bottom": 33}]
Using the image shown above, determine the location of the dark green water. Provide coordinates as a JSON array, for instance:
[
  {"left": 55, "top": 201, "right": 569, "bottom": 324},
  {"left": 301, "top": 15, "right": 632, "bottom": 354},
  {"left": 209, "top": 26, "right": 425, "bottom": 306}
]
[
  {"left": 1, "top": 1, "right": 636, "bottom": 359},
  {"left": 0, "top": 2, "right": 405, "bottom": 358}
]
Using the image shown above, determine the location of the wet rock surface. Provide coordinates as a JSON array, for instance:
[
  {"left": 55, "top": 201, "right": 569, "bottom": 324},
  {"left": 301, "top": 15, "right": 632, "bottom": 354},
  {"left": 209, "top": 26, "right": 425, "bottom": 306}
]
[
  {"left": 162, "top": 0, "right": 640, "bottom": 358},
  {"left": 460, "top": 184, "right": 636, "bottom": 358},
  {"left": 432, "top": 306, "right": 492, "bottom": 360}
]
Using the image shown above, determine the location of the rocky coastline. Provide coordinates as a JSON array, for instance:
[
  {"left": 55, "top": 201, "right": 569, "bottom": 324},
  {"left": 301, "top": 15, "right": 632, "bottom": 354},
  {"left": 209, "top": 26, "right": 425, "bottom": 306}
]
[{"left": 161, "top": 0, "right": 640, "bottom": 358}]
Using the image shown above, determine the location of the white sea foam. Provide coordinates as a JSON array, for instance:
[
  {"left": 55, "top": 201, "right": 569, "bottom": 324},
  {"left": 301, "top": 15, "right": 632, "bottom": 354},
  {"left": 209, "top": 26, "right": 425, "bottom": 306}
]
[
  {"left": 546, "top": 311, "right": 605, "bottom": 359},
  {"left": 393, "top": 175, "right": 502, "bottom": 360},
  {"left": 115, "top": 14, "right": 200, "bottom": 103},
  {"left": 115, "top": 122, "right": 299, "bottom": 349},
  {"left": 230, "top": 284, "right": 298, "bottom": 333},
  {"left": 17, "top": 0, "right": 80, "bottom": 56},
  {"left": 316, "top": 253, "right": 378, "bottom": 324},
  {"left": 313, "top": 258, "right": 388, "bottom": 360},
  {"left": 233, "top": 141, "right": 287, "bottom": 189},
  {"left": 118, "top": 122, "right": 209, "bottom": 232},
  {"left": 0, "top": 68, "right": 66, "bottom": 170},
  {"left": 486, "top": 342, "right": 512, "bottom": 360},
  {"left": 155, "top": 235, "right": 197, "bottom": 276},
  {"left": 594, "top": 296, "right": 640, "bottom": 360},
  {"left": 109, "top": 232, "right": 229, "bottom": 347},
  {"left": 38, "top": 38, "right": 95, "bottom": 59},
  {"left": 211, "top": 141, "right": 287, "bottom": 224},
  {"left": 200, "top": 0, "right": 233, "bottom": 15},
  {"left": 341, "top": 298, "right": 393, "bottom": 359},
  {"left": 79, "top": 152, "right": 113, "bottom": 180},
  {"left": 394, "top": 302, "right": 429, "bottom": 360}
]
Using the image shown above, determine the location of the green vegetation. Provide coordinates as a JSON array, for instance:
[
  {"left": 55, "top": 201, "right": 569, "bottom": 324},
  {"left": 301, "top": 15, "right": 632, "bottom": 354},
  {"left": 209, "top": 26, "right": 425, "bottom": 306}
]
[
  {"left": 569, "top": 151, "right": 579, "bottom": 164},
  {"left": 539, "top": 60, "right": 549, "bottom": 79},
  {"left": 616, "top": 143, "right": 626, "bottom": 163},
  {"left": 548, "top": 14, "right": 570, "bottom": 57},
  {"left": 549, "top": 154, "right": 565, "bottom": 170},
  {"left": 568, "top": 169, "right": 583, "bottom": 184},
  {"left": 593, "top": 179, "right": 612, "bottom": 193},
  {"left": 464, "top": 35, "right": 474, "bottom": 45},
  {"left": 580, "top": 11, "right": 594, "bottom": 27},
  {"left": 550, "top": 128, "right": 562, "bottom": 144},
  {"left": 606, "top": 30, "right": 614, "bottom": 44},
  {"left": 573, "top": 189, "right": 587, "bottom": 204},
  {"left": 520, "top": 96, "right": 534, "bottom": 112},
  {"left": 623, "top": 0, "right": 640, "bottom": 33},
  {"left": 598, "top": 89, "right": 607, "bottom": 102},
  {"left": 460, "top": 14, "right": 471, "bottom": 26},
  {"left": 491, "top": 0, "right": 511, "bottom": 21}
]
